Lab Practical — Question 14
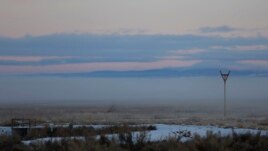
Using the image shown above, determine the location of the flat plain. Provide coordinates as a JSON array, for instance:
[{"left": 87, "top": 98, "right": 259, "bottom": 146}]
[{"left": 1, "top": 103, "right": 267, "bottom": 130}]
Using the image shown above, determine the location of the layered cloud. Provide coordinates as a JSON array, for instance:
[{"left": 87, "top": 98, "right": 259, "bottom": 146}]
[
  {"left": 239, "top": 60, "right": 268, "bottom": 68},
  {"left": 196, "top": 26, "right": 268, "bottom": 38},
  {"left": 0, "top": 60, "right": 201, "bottom": 74},
  {"left": 212, "top": 45, "right": 268, "bottom": 51},
  {"left": 0, "top": 56, "right": 76, "bottom": 62},
  {"left": 199, "top": 26, "right": 237, "bottom": 33},
  {"left": 0, "top": 33, "right": 268, "bottom": 75},
  {"left": 169, "top": 49, "right": 206, "bottom": 55}
]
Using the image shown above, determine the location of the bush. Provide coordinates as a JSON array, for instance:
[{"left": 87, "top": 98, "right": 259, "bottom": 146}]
[
  {"left": 0, "top": 134, "right": 29, "bottom": 151},
  {"left": 1, "top": 126, "right": 268, "bottom": 151}
]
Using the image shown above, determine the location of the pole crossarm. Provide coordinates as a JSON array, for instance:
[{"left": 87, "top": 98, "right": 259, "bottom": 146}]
[{"left": 220, "top": 70, "right": 230, "bottom": 81}]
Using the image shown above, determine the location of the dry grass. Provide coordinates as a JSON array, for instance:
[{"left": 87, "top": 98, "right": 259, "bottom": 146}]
[{"left": 0, "top": 104, "right": 268, "bottom": 130}]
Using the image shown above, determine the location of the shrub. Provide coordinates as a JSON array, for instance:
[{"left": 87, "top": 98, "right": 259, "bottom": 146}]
[
  {"left": 0, "top": 134, "right": 29, "bottom": 151},
  {"left": 1, "top": 125, "right": 268, "bottom": 151}
]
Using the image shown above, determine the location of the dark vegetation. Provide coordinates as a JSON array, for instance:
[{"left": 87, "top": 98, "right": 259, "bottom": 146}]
[
  {"left": 1, "top": 124, "right": 268, "bottom": 151},
  {"left": 22, "top": 124, "right": 156, "bottom": 140},
  {"left": 1, "top": 131, "right": 268, "bottom": 151}
]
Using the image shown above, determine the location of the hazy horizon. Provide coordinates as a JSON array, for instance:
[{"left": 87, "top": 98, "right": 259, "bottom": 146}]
[
  {"left": 0, "top": 0, "right": 267, "bottom": 111},
  {"left": 0, "top": 76, "right": 267, "bottom": 106}
]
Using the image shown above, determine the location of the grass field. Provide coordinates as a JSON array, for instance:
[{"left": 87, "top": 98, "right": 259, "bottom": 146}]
[{"left": 1, "top": 104, "right": 268, "bottom": 130}]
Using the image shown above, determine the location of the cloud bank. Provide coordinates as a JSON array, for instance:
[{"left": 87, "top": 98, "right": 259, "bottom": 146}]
[
  {"left": 0, "top": 33, "right": 268, "bottom": 75},
  {"left": 199, "top": 26, "right": 237, "bottom": 33}
]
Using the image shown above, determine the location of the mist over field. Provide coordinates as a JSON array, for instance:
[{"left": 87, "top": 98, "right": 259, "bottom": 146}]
[{"left": 0, "top": 76, "right": 267, "bottom": 114}]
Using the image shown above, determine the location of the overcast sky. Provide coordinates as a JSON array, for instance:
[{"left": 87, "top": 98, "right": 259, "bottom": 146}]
[
  {"left": 1, "top": 0, "right": 268, "bottom": 37},
  {"left": 0, "top": 0, "right": 268, "bottom": 75},
  {"left": 1, "top": 0, "right": 268, "bottom": 104}
]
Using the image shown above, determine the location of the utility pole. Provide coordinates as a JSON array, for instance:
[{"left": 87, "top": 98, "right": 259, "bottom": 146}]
[{"left": 220, "top": 70, "right": 230, "bottom": 117}]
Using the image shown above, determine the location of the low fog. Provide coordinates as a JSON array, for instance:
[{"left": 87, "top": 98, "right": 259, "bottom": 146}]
[{"left": 0, "top": 76, "right": 267, "bottom": 114}]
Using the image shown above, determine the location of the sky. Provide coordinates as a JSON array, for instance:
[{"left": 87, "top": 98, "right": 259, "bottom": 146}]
[
  {"left": 1, "top": 0, "right": 268, "bottom": 105},
  {"left": 0, "top": 0, "right": 268, "bottom": 75}
]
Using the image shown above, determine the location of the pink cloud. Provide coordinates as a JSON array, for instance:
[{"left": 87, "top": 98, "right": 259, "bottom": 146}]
[
  {"left": 0, "top": 60, "right": 201, "bottom": 74},
  {"left": 0, "top": 56, "right": 75, "bottom": 62},
  {"left": 155, "top": 55, "right": 185, "bottom": 60},
  {"left": 212, "top": 45, "right": 268, "bottom": 51},
  {"left": 239, "top": 60, "right": 268, "bottom": 68},
  {"left": 169, "top": 49, "right": 206, "bottom": 55}
]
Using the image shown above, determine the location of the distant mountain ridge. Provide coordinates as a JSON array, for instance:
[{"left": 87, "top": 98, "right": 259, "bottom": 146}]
[{"left": 37, "top": 68, "right": 268, "bottom": 77}]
